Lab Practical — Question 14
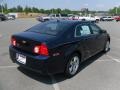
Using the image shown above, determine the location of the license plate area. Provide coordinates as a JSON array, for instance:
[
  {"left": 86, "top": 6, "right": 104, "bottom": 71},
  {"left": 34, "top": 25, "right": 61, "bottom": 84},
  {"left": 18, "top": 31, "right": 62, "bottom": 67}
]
[{"left": 16, "top": 53, "right": 26, "bottom": 64}]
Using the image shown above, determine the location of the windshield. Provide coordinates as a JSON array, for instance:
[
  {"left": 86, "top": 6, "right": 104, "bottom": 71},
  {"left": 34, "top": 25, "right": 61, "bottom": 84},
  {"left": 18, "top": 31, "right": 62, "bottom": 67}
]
[{"left": 27, "top": 21, "right": 70, "bottom": 35}]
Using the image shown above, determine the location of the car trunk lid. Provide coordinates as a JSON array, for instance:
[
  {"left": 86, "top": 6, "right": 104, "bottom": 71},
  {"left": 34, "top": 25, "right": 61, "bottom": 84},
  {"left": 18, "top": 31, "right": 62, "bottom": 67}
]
[{"left": 12, "top": 31, "right": 55, "bottom": 55}]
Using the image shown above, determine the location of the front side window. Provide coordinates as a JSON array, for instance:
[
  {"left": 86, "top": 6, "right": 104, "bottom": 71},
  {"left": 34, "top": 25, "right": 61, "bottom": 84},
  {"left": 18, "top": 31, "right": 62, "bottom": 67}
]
[
  {"left": 75, "top": 24, "right": 91, "bottom": 37},
  {"left": 90, "top": 24, "right": 101, "bottom": 34}
]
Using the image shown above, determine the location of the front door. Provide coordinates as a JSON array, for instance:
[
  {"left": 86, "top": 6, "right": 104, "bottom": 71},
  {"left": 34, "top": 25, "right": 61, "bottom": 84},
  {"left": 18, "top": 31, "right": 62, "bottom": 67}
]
[{"left": 74, "top": 23, "right": 97, "bottom": 60}]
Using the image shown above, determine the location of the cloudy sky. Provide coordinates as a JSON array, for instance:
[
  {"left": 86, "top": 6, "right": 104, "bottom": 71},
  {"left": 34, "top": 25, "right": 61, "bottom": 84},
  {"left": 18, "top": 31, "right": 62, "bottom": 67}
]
[{"left": 2, "top": 0, "right": 120, "bottom": 10}]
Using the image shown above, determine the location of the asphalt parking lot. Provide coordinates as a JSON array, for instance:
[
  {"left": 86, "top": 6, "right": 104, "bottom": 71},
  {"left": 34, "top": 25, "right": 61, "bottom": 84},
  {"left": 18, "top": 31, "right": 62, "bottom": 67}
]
[{"left": 0, "top": 19, "right": 120, "bottom": 90}]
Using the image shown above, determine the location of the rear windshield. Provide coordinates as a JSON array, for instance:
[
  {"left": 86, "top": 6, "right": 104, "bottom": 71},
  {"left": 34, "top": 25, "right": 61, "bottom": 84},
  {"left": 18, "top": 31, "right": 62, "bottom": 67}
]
[{"left": 27, "top": 21, "right": 71, "bottom": 35}]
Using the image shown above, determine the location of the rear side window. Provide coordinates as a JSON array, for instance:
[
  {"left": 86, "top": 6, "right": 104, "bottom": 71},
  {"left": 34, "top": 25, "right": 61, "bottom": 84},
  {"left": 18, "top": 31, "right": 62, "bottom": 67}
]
[
  {"left": 75, "top": 24, "right": 91, "bottom": 37},
  {"left": 28, "top": 22, "right": 70, "bottom": 35}
]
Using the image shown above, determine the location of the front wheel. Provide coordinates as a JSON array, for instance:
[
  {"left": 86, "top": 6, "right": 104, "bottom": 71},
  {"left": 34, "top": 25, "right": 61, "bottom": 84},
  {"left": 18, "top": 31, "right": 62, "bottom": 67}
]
[
  {"left": 65, "top": 53, "right": 80, "bottom": 78},
  {"left": 103, "top": 41, "right": 110, "bottom": 52}
]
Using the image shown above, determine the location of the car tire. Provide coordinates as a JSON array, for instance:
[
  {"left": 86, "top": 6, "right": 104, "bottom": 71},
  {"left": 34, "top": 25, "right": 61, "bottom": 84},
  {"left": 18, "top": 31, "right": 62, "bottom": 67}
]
[
  {"left": 44, "top": 19, "right": 49, "bottom": 22},
  {"left": 96, "top": 19, "right": 99, "bottom": 23},
  {"left": 65, "top": 53, "right": 80, "bottom": 78},
  {"left": 82, "top": 19, "right": 86, "bottom": 21},
  {"left": 103, "top": 40, "right": 110, "bottom": 52}
]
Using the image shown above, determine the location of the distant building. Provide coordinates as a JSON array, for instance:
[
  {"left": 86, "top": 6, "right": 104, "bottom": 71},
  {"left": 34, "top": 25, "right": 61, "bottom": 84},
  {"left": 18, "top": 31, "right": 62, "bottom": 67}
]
[
  {"left": 8, "top": 13, "right": 47, "bottom": 18},
  {"left": 81, "top": 8, "right": 89, "bottom": 16},
  {"left": 95, "top": 11, "right": 109, "bottom": 16},
  {"left": 81, "top": 8, "right": 89, "bottom": 12}
]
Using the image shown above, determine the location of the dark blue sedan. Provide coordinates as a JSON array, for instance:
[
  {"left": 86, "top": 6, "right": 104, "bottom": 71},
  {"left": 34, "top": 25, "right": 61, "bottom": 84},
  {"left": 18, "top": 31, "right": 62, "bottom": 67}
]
[{"left": 9, "top": 20, "right": 110, "bottom": 77}]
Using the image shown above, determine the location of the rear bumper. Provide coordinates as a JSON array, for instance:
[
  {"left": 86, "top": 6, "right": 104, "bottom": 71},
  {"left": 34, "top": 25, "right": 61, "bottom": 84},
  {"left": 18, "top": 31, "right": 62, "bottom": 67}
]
[{"left": 9, "top": 46, "right": 66, "bottom": 75}]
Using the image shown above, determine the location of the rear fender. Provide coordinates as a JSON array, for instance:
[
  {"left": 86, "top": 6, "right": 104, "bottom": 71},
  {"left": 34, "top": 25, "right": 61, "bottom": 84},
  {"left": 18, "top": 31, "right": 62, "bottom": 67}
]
[{"left": 64, "top": 44, "right": 84, "bottom": 63}]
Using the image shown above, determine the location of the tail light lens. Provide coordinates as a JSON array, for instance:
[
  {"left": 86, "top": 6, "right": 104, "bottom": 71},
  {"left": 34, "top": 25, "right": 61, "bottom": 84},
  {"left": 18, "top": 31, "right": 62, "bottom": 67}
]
[
  {"left": 34, "top": 43, "right": 49, "bottom": 56},
  {"left": 11, "top": 37, "right": 16, "bottom": 46}
]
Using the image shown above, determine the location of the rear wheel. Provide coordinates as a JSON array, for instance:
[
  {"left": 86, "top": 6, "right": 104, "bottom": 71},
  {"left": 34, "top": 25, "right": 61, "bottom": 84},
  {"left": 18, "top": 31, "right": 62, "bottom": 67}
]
[
  {"left": 116, "top": 20, "right": 119, "bottom": 22},
  {"left": 65, "top": 53, "right": 80, "bottom": 78},
  {"left": 44, "top": 19, "right": 49, "bottom": 22}
]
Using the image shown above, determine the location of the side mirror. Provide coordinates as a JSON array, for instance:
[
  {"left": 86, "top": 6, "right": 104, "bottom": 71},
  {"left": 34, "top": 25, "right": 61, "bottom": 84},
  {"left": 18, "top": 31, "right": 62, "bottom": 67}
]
[{"left": 101, "top": 29, "right": 107, "bottom": 33}]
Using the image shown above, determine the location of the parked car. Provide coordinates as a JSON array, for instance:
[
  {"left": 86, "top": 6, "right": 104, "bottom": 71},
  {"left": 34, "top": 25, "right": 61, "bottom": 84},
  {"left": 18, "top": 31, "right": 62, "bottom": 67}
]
[
  {"left": 114, "top": 16, "right": 120, "bottom": 22},
  {"left": 7, "top": 15, "right": 16, "bottom": 20},
  {"left": 100, "top": 16, "right": 114, "bottom": 21},
  {"left": 9, "top": 20, "right": 110, "bottom": 77},
  {"left": 0, "top": 14, "right": 7, "bottom": 21},
  {"left": 36, "top": 15, "right": 51, "bottom": 22},
  {"left": 79, "top": 16, "right": 100, "bottom": 23},
  {"left": 94, "top": 16, "right": 101, "bottom": 22},
  {"left": 68, "top": 15, "right": 80, "bottom": 20},
  {"left": 37, "top": 14, "right": 69, "bottom": 22}
]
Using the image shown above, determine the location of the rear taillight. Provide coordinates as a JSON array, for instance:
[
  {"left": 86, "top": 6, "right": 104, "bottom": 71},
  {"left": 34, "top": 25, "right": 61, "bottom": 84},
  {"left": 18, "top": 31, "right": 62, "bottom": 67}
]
[
  {"left": 11, "top": 37, "right": 16, "bottom": 46},
  {"left": 34, "top": 43, "right": 49, "bottom": 56}
]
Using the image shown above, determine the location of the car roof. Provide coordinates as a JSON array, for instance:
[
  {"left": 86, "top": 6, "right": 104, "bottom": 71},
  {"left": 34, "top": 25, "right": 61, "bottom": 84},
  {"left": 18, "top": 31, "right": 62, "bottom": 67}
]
[{"left": 46, "top": 20, "right": 92, "bottom": 25}]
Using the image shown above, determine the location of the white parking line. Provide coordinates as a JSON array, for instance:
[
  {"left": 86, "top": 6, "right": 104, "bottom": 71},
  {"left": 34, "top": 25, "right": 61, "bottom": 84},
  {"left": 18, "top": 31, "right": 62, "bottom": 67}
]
[
  {"left": 97, "top": 59, "right": 113, "bottom": 62},
  {"left": 50, "top": 75, "right": 60, "bottom": 90},
  {"left": 106, "top": 55, "right": 120, "bottom": 63},
  {"left": 112, "top": 37, "right": 120, "bottom": 41},
  {"left": 0, "top": 65, "right": 18, "bottom": 69}
]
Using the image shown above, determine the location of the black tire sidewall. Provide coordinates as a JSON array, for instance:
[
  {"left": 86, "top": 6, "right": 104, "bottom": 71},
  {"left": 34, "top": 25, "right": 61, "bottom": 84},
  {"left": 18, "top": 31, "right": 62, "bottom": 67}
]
[{"left": 65, "top": 53, "right": 80, "bottom": 78}]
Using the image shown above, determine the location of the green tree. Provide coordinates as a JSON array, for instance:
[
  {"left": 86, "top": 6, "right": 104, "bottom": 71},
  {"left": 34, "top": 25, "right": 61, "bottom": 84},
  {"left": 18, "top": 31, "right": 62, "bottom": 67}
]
[
  {"left": 109, "top": 7, "right": 120, "bottom": 15},
  {"left": 8, "top": 7, "right": 17, "bottom": 12},
  {"left": 1, "top": 3, "right": 9, "bottom": 14},
  {"left": 32, "top": 7, "right": 39, "bottom": 13},
  {"left": 56, "top": 8, "right": 61, "bottom": 14},
  {"left": 0, "top": 5, "right": 2, "bottom": 12},
  {"left": 24, "top": 6, "right": 31, "bottom": 14},
  {"left": 3, "top": 4, "right": 82, "bottom": 15},
  {"left": 17, "top": 5, "right": 23, "bottom": 12},
  {"left": 62, "top": 9, "right": 71, "bottom": 14},
  {"left": 39, "top": 9, "right": 45, "bottom": 13}
]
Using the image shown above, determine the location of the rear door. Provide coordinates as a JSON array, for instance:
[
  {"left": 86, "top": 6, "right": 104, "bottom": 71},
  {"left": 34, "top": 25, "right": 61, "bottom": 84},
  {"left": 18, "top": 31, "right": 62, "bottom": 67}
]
[{"left": 74, "top": 23, "right": 97, "bottom": 60}]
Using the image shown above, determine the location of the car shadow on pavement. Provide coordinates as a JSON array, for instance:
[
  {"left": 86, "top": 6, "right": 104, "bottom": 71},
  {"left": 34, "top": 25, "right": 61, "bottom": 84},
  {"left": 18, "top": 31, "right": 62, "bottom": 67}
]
[
  {"left": 53, "top": 51, "right": 108, "bottom": 83},
  {"left": 17, "top": 51, "right": 109, "bottom": 85},
  {"left": 18, "top": 66, "right": 52, "bottom": 84}
]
